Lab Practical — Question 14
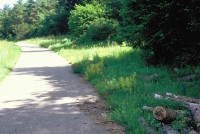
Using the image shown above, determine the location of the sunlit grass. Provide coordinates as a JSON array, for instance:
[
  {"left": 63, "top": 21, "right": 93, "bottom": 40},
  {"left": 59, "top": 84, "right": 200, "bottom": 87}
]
[
  {"left": 59, "top": 46, "right": 132, "bottom": 64},
  {"left": 0, "top": 41, "right": 21, "bottom": 82},
  {"left": 23, "top": 36, "right": 200, "bottom": 134}
]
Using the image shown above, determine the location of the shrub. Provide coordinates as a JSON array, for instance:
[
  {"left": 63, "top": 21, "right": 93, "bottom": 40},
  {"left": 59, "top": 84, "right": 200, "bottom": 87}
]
[
  {"left": 86, "top": 18, "right": 119, "bottom": 41},
  {"left": 68, "top": 3, "right": 107, "bottom": 36}
]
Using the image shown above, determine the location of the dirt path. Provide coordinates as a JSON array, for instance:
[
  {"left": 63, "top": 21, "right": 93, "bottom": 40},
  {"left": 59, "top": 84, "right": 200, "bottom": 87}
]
[{"left": 0, "top": 43, "right": 111, "bottom": 134}]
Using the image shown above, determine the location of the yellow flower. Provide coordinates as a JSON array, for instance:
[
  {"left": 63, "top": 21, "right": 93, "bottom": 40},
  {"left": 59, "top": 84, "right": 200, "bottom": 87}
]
[{"left": 85, "top": 60, "right": 104, "bottom": 79}]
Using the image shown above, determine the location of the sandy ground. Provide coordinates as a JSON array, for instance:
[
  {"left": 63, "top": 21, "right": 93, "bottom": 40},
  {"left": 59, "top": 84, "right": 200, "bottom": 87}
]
[{"left": 0, "top": 43, "right": 115, "bottom": 134}]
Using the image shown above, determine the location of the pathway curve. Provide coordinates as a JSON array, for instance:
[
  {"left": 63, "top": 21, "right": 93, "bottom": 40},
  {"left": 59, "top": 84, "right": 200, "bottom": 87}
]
[{"left": 0, "top": 43, "right": 108, "bottom": 134}]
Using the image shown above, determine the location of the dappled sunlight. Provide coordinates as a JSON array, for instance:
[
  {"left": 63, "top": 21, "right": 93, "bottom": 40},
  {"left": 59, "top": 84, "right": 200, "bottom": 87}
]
[
  {"left": 0, "top": 43, "right": 106, "bottom": 134},
  {"left": 0, "top": 65, "right": 98, "bottom": 111}
]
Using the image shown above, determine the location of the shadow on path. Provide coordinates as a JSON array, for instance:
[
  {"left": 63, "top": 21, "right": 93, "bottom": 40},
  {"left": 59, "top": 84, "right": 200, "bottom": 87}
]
[{"left": 0, "top": 43, "right": 107, "bottom": 134}]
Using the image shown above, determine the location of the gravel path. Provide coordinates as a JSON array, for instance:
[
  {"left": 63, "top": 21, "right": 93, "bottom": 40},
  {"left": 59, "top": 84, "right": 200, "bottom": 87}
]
[{"left": 0, "top": 43, "right": 108, "bottom": 134}]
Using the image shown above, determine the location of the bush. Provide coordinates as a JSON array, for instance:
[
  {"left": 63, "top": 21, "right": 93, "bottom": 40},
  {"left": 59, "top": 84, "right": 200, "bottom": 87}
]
[
  {"left": 86, "top": 18, "right": 119, "bottom": 41},
  {"left": 68, "top": 3, "right": 107, "bottom": 36},
  {"left": 121, "top": 0, "right": 200, "bottom": 66}
]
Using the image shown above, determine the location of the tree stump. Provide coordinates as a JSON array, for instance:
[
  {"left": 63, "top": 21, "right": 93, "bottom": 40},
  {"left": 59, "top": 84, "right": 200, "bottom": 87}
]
[{"left": 153, "top": 106, "right": 177, "bottom": 123}]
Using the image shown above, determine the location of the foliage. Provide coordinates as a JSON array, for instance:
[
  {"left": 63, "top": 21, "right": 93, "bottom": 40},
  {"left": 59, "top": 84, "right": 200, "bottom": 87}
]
[
  {"left": 120, "top": 0, "right": 200, "bottom": 66},
  {"left": 68, "top": 3, "right": 107, "bottom": 36},
  {"left": 0, "top": 0, "right": 86, "bottom": 38},
  {"left": 35, "top": 0, "right": 88, "bottom": 36},
  {"left": 86, "top": 18, "right": 119, "bottom": 41},
  {"left": 104, "top": 0, "right": 122, "bottom": 20},
  {"left": 0, "top": 6, "right": 14, "bottom": 39}
]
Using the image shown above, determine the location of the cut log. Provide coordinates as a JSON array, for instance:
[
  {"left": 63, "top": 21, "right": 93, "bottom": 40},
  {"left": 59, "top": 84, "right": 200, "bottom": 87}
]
[
  {"left": 137, "top": 74, "right": 158, "bottom": 81},
  {"left": 155, "top": 93, "right": 200, "bottom": 105},
  {"left": 153, "top": 106, "right": 177, "bottom": 123},
  {"left": 188, "top": 103, "right": 200, "bottom": 127},
  {"left": 173, "top": 68, "right": 180, "bottom": 73},
  {"left": 162, "top": 124, "right": 179, "bottom": 134},
  {"left": 166, "top": 92, "right": 200, "bottom": 104},
  {"left": 143, "top": 106, "right": 153, "bottom": 112},
  {"left": 188, "top": 130, "right": 198, "bottom": 134},
  {"left": 139, "top": 117, "right": 156, "bottom": 134},
  {"left": 178, "top": 74, "right": 198, "bottom": 82},
  {"left": 154, "top": 93, "right": 164, "bottom": 99}
]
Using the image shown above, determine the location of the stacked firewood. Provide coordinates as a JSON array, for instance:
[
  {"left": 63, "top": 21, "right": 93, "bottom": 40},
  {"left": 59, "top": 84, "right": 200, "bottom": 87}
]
[{"left": 142, "top": 92, "right": 200, "bottom": 134}]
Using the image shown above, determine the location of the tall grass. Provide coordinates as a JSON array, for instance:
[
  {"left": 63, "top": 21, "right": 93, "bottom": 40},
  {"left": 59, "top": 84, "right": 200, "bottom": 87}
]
[
  {"left": 0, "top": 41, "right": 21, "bottom": 82},
  {"left": 23, "top": 36, "right": 200, "bottom": 133}
]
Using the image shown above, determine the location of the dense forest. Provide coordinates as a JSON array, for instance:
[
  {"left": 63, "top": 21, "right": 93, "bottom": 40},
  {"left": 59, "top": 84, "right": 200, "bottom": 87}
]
[{"left": 0, "top": 0, "right": 200, "bottom": 66}]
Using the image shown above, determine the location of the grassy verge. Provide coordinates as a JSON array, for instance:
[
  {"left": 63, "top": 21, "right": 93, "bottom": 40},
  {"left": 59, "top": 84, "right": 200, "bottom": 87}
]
[
  {"left": 0, "top": 40, "right": 21, "bottom": 82},
  {"left": 23, "top": 36, "right": 200, "bottom": 134}
]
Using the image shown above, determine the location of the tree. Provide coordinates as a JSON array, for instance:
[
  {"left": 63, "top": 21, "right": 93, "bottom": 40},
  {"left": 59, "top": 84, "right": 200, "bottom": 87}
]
[
  {"left": 0, "top": 5, "right": 14, "bottom": 39},
  {"left": 120, "top": 0, "right": 200, "bottom": 65},
  {"left": 10, "top": 1, "right": 30, "bottom": 39},
  {"left": 68, "top": 2, "right": 107, "bottom": 35},
  {"left": 24, "top": 0, "right": 39, "bottom": 24}
]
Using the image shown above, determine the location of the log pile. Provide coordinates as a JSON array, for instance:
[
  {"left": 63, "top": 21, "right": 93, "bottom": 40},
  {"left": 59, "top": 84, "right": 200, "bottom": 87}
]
[
  {"left": 142, "top": 92, "right": 200, "bottom": 134},
  {"left": 154, "top": 92, "right": 200, "bottom": 128},
  {"left": 165, "top": 92, "right": 200, "bottom": 104}
]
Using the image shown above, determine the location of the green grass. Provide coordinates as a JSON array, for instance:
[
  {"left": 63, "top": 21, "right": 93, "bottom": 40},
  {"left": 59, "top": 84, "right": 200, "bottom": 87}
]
[
  {"left": 22, "top": 36, "right": 200, "bottom": 134},
  {"left": 0, "top": 40, "right": 21, "bottom": 82}
]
